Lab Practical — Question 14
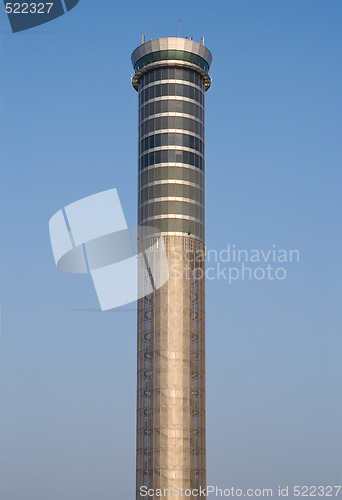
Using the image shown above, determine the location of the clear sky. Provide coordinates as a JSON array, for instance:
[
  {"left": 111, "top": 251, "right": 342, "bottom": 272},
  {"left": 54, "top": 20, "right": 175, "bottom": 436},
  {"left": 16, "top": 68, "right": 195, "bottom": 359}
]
[{"left": 0, "top": 1, "right": 341, "bottom": 499}]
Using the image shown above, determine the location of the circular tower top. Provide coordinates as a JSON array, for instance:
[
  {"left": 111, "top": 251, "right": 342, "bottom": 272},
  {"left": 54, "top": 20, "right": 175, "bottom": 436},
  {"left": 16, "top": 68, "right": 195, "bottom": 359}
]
[{"left": 131, "top": 37, "right": 212, "bottom": 92}]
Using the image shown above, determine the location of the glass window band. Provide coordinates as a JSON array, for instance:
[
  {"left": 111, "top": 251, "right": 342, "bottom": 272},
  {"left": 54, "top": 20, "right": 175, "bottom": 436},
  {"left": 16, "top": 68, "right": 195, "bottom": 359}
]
[
  {"left": 139, "top": 166, "right": 204, "bottom": 186},
  {"left": 139, "top": 200, "right": 204, "bottom": 221},
  {"left": 139, "top": 116, "right": 204, "bottom": 139},
  {"left": 139, "top": 82, "right": 204, "bottom": 106},
  {"left": 139, "top": 133, "right": 204, "bottom": 156},
  {"left": 139, "top": 67, "right": 205, "bottom": 89},
  {"left": 134, "top": 50, "right": 210, "bottom": 74},
  {"left": 139, "top": 183, "right": 204, "bottom": 205},
  {"left": 139, "top": 149, "right": 204, "bottom": 171},
  {"left": 139, "top": 99, "right": 204, "bottom": 122}
]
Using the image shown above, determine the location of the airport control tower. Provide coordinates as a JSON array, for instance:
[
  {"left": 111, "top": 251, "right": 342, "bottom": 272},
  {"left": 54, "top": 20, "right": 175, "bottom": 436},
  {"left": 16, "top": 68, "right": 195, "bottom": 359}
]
[{"left": 132, "top": 37, "right": 212, "bottom": 498}]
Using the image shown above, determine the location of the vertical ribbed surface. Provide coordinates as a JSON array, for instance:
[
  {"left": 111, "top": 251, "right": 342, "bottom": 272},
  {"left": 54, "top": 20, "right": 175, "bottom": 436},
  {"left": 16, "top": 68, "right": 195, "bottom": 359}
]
[{"left": 137, "top": 237, "right": 205, "bottom": 497}]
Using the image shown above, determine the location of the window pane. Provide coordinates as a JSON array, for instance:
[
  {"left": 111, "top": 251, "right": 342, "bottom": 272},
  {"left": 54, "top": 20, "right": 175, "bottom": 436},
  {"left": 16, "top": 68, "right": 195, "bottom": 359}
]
[
  {"left": 183, "top": 85, "right": 190, "bottom": 99},
  {"left": 161, "top": 134, "right": 168, "bottom": 146},
  {"left": 161, "top": 100, "right": 168, "bottom": 113},
  {"left": 155, "top": 101, "right": 161, "bottom": 114},
  {"left": 155, "top": 133, "right": 161, "bottom": 147},
  {"left": 175, "top": 151, "right": 183, "bottom": 163},
  {"left": 161, "top": 116, "right": 168, "bottom": 129},
  {"left": 155, "top": 117, "right": 161, "bottom": 130},
  {"left": 155, "top": 85, "right": 162, "bottom": 98},
  {"left": 168, "top": 183, "right": 175, "bottom": 196},
  {"left": 155, "top": 150, "right": 161, "bottom": 164},
  {"left": 168, "top": 83, "right": 175, "bottom": 95},
  {"left": 168, "top": 116, "right": 176, "bottom": 129},
  {"left": 161, "top": 67, "right": 168, "bottom": 80},
  {"left": 155, "top": 68, "right": 161, "bottom": 81},
  {"left": 175, "top": 68, "right": 183, "bottom": 80}
]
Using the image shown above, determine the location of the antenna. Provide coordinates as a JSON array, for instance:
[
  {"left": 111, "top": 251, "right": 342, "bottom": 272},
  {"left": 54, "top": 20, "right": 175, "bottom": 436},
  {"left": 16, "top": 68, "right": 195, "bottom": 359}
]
[
  {"left": 178, "top": 19, "right": 181, "bottom": 37},
  {"left": 201, "top": 37, "right": 204, "bottom": 45},
  {"left": 142, "top": 35, "right": 145, "bottom": 44}
]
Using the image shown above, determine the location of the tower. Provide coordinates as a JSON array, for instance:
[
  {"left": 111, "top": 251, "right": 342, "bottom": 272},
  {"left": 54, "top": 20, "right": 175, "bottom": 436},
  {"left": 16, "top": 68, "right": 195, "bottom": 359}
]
[{"left": 132, "top": 37, "right": 212, "bottom": 498}]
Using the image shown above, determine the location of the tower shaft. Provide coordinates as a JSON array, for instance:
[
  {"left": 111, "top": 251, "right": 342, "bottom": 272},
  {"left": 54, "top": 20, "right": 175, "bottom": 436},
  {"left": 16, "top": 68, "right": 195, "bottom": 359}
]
[{"left": 132, "top": 37, "right": 212, "bottom": 499}]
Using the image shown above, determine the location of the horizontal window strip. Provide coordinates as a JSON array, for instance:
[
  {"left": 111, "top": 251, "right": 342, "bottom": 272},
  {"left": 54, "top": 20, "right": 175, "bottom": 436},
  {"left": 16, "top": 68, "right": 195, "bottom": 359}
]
[
  {"left": 134, "top": 50, "right": 210, "bottom": 74},
  {"left": 140, "top": 101, "right": 204, "bottom": 123},
  {"left": 138, "top": 67, "right": 205, "bottom": 90},
  {"left": 140, "top": 128, "right": 203, "bottom": 143},
  {"left": 139, "top": 95, "right": 204, "bottom": 112},
  {"left": 140, "top": 214, "right": 203, "bottom": 224},
  {"left": 140, "top": 112, "right": 203, "bottom": 126},
  {"left": 138, "top": 201, "right": 204, "bottom": 223},
  {"left": 140, "top": 79, "right": 204, "bottom": 92},
  {"left": 140, "top": 196, "right": 203, "bottom": 208},
  {"left": 139, "top": 132, "right": 204, "bottom": 156},
  {"left": 139, "top": 149, "right": 204, "bottom": 171},
  {"left": 140, "top": 116, "right": 204, "bottom": 139},
  {"left": 139, "top": 165, "right": 204, "bottom": 186},
  {"left": 139, "top": 145, "right": 204, "bottom": 160},
  {"left": 139, "top": 184, "right": 204, "bottom": 206},
  {"left": 140, "top": 98, "right": 204, "bottom": 117},
  {"left": 139, "top": 81, "right": 204, "bottom": 107},
  {"left": 139, "top": 179, "right": 203, "bottom": 191}
]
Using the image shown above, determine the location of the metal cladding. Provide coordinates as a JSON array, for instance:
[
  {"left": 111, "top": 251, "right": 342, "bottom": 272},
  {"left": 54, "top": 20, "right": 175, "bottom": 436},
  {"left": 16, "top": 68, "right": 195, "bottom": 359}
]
[{"left": 132, "top": 37, "right": 212, "bottom": 499}]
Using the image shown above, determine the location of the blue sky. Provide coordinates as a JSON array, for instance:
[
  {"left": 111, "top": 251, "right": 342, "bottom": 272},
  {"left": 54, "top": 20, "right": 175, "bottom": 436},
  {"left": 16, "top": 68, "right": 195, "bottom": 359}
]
[{"left": 0, "top": 1, "right": 341, "bottom": 499}]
